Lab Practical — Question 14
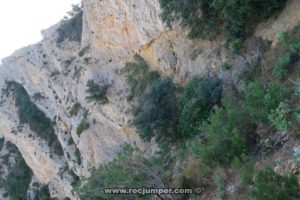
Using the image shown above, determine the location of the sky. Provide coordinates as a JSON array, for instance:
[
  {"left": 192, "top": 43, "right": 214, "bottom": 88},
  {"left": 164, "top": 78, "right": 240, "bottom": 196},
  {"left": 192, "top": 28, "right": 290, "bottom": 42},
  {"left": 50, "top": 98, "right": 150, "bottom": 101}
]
[{"left": 0, "top": 0, "right": 80, "bottom": 62}]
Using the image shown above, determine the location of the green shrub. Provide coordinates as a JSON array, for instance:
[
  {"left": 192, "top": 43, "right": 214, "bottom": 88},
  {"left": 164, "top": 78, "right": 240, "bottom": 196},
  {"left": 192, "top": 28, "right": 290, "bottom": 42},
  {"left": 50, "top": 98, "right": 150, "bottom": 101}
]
[
  {"left": 126, "top": 75, "right": 138, "bottom": 101},
  {"left": 189, "top": 102, "right": 257, "bottom": 166},
  {"left": 133, "top": 78, "right": 177, "bottom": 142},
  {"left": 294, "top": 78, "right": 300, "bottom": 98},
  {"left": 178, "top": 158, "right": 212, "bottom": 189},
  {"left": 268, "top": 102, "right": 293, "bottom": 132},
  {"left": 69, "top": 102, "right": 81, "bottom": 116},
  {"left": 125, "top": 55, "right": 160, "bottom": 101},
  {"left": 32, "top": 93, "right": 45, "bottom": 101},
  {"left": 75, "top": 148, "right": 82, "bottom": 165},
  {"left": 0, "top": 137, "right": 4, "bottom": 151},
  {"left": 278, "top": 25, "right": 300, "bottom": 52},
  {"left": 68, "top": 137, "right": 75, "bottom": 145},
  {"left": 250, "top": 168, "right": 299, "bottom": 200},
  {"left": 227, "top": 37, "right": 243, "bottom": 55},
  {"left": 4, "top": 81, "right": 63, "bottom": 156},
  {"left": 33, "top": 185, "right": 52, "bottom": 200},
  {"left": 70, "top": 170, "right": 80, "bottom": 187},
  {"left": 177, "top": 76, "right": 222, "bottom": 138},
  {"left": 56, "top": 6, "right": 83, "bottom": 44},
  {"left": 243, "top": 81, "right": 290, "bottom": 124},
  {"left": 273, "top": 54, "right": 293, "bottom": 79},
  {"left": 214, "top": 175, "right": 226, "bottom": 200},
  {"left": 231, "top": 156, "right": 255, "bottom": 185},
  {"left": 220, "top": 62, "right": 232, "bottom": 71},
  {"left": 273, "top": 25, "right": 300, "bottom": 80},
  {"left": 159, "top": 0, "right": 285, "bottom": 41},
  {"left": 76, "top": 120, "right": 89, "bottom": 136},
  {"left": 5, "top": 142, "right": 33, "bottom": 200},
  {"left": 76, "top": 144, "right": 165, "bottom": 200},
  {"left": 85, "top": 80, "right": 109, "bottom": 103}
]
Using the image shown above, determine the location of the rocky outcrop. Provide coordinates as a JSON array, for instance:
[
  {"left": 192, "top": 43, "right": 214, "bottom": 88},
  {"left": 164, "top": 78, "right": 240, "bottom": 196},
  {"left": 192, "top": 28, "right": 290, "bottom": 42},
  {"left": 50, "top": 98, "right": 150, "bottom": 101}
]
[{"left": 0, "top": 0, "right": 300, "bottom": 199}]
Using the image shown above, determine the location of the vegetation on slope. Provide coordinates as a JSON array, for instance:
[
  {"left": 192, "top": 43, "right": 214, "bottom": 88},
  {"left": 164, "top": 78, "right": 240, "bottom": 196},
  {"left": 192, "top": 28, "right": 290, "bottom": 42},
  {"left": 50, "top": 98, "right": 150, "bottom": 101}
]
[
  {"left": 159, "top": 0, "right": 286, "bottom": 53},
  {"left": 1, "top": 142, "right": 33, "bottom": 200},
  {"left": 4, "top": 81, "right": 63, "bottom": 156},
  {"left": 76, "top": 21, "right": 300, "bottom": 199},
  {"left": 85, "top": 80, "right": 110, "bottom": 104},
  {"left": 250, "top": 167, "right": 299, "bottom": 200},
  {"left": 56, "top": 4, "right": 83, "bottom": 44},
  {"left": 76, "top": 144, "right": 168, "bottom": 200}
]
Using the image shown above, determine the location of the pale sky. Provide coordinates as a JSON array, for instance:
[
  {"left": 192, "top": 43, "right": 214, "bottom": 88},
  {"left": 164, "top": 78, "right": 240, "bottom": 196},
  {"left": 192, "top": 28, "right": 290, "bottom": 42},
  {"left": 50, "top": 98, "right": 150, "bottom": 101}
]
[{"left": 0, "top": 0, "right": 80, "bottom": 62}]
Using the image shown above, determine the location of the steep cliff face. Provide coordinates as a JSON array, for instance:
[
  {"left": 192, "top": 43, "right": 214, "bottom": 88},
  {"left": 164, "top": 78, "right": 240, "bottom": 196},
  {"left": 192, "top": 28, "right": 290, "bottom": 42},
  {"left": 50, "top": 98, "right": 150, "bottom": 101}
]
[{"left": 0, "top": 0, "right": 300, "bottom": 199}]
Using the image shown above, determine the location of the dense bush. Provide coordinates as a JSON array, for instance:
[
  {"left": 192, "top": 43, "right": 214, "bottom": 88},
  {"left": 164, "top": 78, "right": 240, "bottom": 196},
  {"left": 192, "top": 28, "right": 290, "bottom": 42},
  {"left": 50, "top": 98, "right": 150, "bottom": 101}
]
[
  {"left": 278, "top": 25, "right": 300, "bottom": 52},
  {"left": 177, "top": 158, "right": 212, "bottom": 189},
  {"left": 76, "top": 120, "right": 89, "bottom": 136},
  {"left": 159, "top": 0, "right": 286, "bottom": 41},
  {"left": 177, "top": 76, "right": 222, "bottom": 138},
  {"left": 220, "top": 62, "right": 231, "bottom": 71},
  {"left": 76, "top": 108, "right": 89, "bottom": 136},
  {"left": 232, "top": 156, "right": 255, "bottom": 185},
  {"left": 250, "top": 168, "right": 299, "bottom": 200},
  {"left": 33, "top": 185, "right": 52, "bottom": 200},
  {"left": 125, "top": 54, "right": 160, "bottom": 101},
  {"left": 56, "top": 5, "right": 83, "bottom": 44},
  {"left": 273, "top": 54, "right": 294, "bottom": 79},
  {"left": 4, "top": 142, "right": 33, "bottom": 200},
  {"left": 75, "top": 147, "right": 82, "bottom": 165},
  {"left": 188, "top": 102, "right": 257, "bottom": 165},
  {"left": 77, "top": 145, "right": 166, "bottom": 200},
  {"left": 133, "top": 78, "right": 177, "bottom": 142},
  {"left": 272, "top": 25, "right": 300, "bottom": 80},
  {"left": 85, "top": 80, "right": 109, "bottom": 104},
  {"left": 268, "top": 102, "right": 293, "bottom": 132},
  {"left": 243, "top": 81, "right": 290, "bottom": 124},
  {"left": 69, "top": 102, "right": 81, "bottom": 116},
  {"left": 4, "top": 81, "right": 63, "bottom": 156},
  {"left": 0, "top": 137, "right": 4, "bottom": 151}
]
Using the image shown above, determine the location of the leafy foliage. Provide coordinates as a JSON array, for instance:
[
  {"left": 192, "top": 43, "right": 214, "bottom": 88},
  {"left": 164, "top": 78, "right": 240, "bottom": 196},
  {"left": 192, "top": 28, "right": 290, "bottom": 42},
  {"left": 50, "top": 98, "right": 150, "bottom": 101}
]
[
  {"left": 133, "top": 78, "right": 177, "bottom": 142},
  {"left": 220, "top": 62, "right": 231, "bottom": 71},
  {"left": 273, "top": 54, "right": 294, "bottom": 79},
  {"left": 68, "top": 137, "right": 75, "bottom": 145},
  {"left": 75, "top": 147, "right": 82, "bottom": 165},
  {"left": 232, "top": 156, "right": 255, "bottom": 185},
  {"left": 177, "top": 76, "right": 222, "bottom": 138},
  {"left": 56, "top": 5, "right": 83, "bottom": 44},
  {"left": 243, "top": 81, "right": 290, "bottom": 124},
  {"left": 85, "top": 80, "right": 109, "bottom": 103},
  {"left": 4, "top": 142, "right": 33, "bottom": 200},
  {"left": 214, "top": 175, "right": 226, "bottom": 200},
  {"left": 33, "top": 185, "right": 52, "bottom": 200},
  {"left": 4, "top": 81, "right": 63, "bottom": 156},
  {"left": 273, "top": 25, "right": 300, "bottom": 79},
  {"left": 0, "top": 137, "right": 4, "bottom": 151},
  {"left": 159, "top": 0, "right": 218, "bottom": 40},
  {"left": 125, "top": 54, "right": 160, "bottom": 101},
  {"left": 250, "top": 168, "right": 299, "bottom": 200},
  {"left": 76, "top": 144, "right": 166, "bottom": 200},
  {"left": 188, "top": 102, "right": 257, "bottom": 165},
  {"left": 159, "top": 0, "right": 286, "bottom": 41},
  {"left": 76, "top": 120, "right": 89, "bottom": 136},
  {"left": 268, "top": 102, "right": 293, "bottom": 132},
  {"left": 69, "top": 102, "right": 81, "bottom": 116},
  {"left": 278, "top": 24, "right": 300, "bottom": 53}
]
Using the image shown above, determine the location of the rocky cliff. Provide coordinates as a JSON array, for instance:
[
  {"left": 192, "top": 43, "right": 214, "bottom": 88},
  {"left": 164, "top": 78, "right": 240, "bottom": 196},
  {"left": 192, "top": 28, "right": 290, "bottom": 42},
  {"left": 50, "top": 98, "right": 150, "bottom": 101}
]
[{"left": 0, "top": 0, "right": 300, "bottom": 199}]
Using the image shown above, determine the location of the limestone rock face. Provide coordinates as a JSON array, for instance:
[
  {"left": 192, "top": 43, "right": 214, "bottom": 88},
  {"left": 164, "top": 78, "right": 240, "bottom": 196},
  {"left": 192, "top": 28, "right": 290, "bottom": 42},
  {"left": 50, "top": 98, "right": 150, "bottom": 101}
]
[
  {"left": 82, "top": 0, "right": 164, "bottom": 60},
  {"left": 0, "top": 0, "right": 299, "bottom": 199}
]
